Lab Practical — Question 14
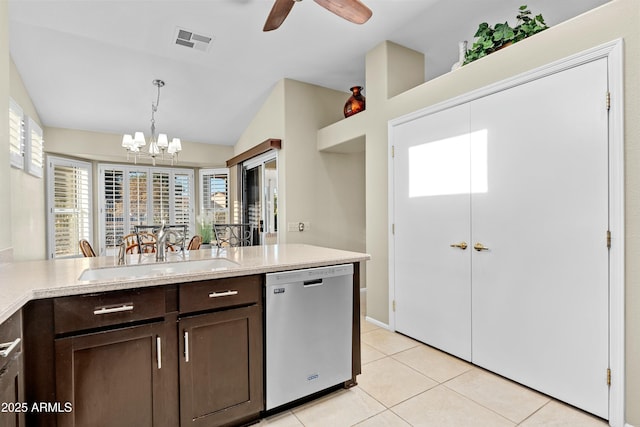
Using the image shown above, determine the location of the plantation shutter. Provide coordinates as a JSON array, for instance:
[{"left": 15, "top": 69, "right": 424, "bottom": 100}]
[
  {"left": 25, "top": 116, "right": 44, "bottom": 177},
  {"left": 47, "top": 157, "right": 92, "bottom": 258},
  {"left": 98, "top": 165, "right": 195, "bottom": 255},
  {"left": 102, "top": 167, "right": 126, "bottom": 253},
  {"left": 128, "top": 169, "right": 149, "bottom": 228},
  {"left": 152, "top": 171, "right": 171, "bottom": 225},
  {"left": 173, "top": 171, "right": 194, "bottom": 235},
  {"left": 9, "top": 98, "right": 24, "bottom": 169},
  {"left": 200, "top": 168, "right": 229, "bottom": 224}
]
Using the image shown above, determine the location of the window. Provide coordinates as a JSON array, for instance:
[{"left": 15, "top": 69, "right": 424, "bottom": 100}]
[
  {"left": 9, "top": 98, "right": 24, "bottom": 169},
  {"left": 25, "top": 116, "right": 44, "bottom": 177},
  {"left": 9, "top": 98, "right": 45, "bottom": 177},
  {"left": 98, "top": 165, "right": 195, "bottom": 255},
  {"left": 46, "top": 156, "right": 93, "bottom": 259},
  {"left": 199, "top": 169, "right": 229, "bottom": 224}
]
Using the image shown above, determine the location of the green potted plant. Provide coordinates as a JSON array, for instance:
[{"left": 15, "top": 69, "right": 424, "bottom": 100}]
[
  {"left": 196, "top": 212, "right": 214, "bottom": 248},
  {"left": 463, "top": 5, "right": 548, "bottom": 65}
]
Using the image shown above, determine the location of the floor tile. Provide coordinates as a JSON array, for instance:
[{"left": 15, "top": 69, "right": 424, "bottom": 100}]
[
  {"left": 519, "top": 401, "right": 609, "bottom": 426},
  {"left": 257, "top": 411, "right": 304, "bottom": 426},
  {"left": 361, "top": 318, "right": 380, "bottom": 334},
  {"left": 361, "top": 342, "right": 386, "bottom": 365},
  {"left": 354, "top": 409, "right": 412, "bottom": 426},
  {"left": 392, "top": 385, "right": 515, "bottom": 427},
  {"left": 291, "top": 387, "right": 385, "bottom": 427},
  {"left": 361, "top": 329, "right": 419, "bottom": 355},
  {"left": 392, "top": 344, "right": 472, "bottom": 383},
  {"left": 444, "top": 368, "right": 549, "bottom": 423},
  {"left": 357, "top": 357, "right": 438, "bottom": 407}
]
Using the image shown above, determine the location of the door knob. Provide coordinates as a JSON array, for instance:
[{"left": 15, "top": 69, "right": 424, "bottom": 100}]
[
  {"left": 450, "top": 242, "right": 468, "bottom": 250},
  {"left": 473, "top": 242, "right": 489, "bottom": 251}
]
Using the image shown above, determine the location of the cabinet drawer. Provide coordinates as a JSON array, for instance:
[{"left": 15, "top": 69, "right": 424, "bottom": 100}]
[
  {"left": 54, "top": 287, "right": 166, "bottom": 335},
  {"left": 180, "top": 276, "right": 262, "bottom": 314},
  {"left": 0, "top": 310, "right": 22, "bottom": 369}
]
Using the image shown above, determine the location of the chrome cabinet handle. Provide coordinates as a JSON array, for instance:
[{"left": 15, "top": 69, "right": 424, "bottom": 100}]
[
  {"left": 184, "top": 331, "right": 190, "bottom": 363},
  {"left": 0, "top": 338, "right": 21, "bottom": 358},
  {"left": 209, "top": 290, "right": 238, "bottom": 298},
  {"left": 450, "top": 242, "right": 468, "bottom": 250},
  {"left": 93, "top": 304, "right": 134, "bottom": 315},
  {"left": 156, "top": 336, "right": 162, "bottom": 369},
  {"left": 474, "top": 242, "right": 490, "bottom": 251}
]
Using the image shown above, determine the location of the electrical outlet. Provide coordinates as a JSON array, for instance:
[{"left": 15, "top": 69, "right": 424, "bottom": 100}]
[{"left": 287, "top": 222, "right": 311, "bottom": 232}]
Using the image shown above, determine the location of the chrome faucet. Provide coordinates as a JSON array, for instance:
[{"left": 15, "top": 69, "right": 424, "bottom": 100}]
[
  {"left": 156, "top": 223, "right": 169, "bottom": 262},
  {"left": 117, "top": 239, "right": 126, "bottom": 265}
]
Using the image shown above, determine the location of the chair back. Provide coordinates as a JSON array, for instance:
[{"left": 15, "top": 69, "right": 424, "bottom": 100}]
[
  {"left": 122, "top": 232, "right": 157, "bottom": 254},
  {"left": 213, "top": 224, "right": 253, "bottom": 247},
  {"left": 187, "top": 235, "right": 203, "bottom": 250},
  {"left": 79, "top": 239, "right": 96, "bottom": 257}
]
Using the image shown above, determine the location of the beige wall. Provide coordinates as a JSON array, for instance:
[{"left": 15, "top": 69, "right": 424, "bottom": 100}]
[
  {"left": 282, "top": 80, "right": 365, "bottom": 256},
  {"left": 45, "top": 127, "right": 233, "bottom": 169},
  {"left": 0, "top": 2, "right": 11, "bottom": 261},
  {"left": 234, "top": 80, "right": 285, "bottom": 156},
  {"left": 325, "top": 0, "right": 639, "bottom": 423},
  {"left": 233, "top": 79, "right": 367, "bottom": 274},
  {"left": 9, "top": 58, "right": 46, "bottom": 260}
]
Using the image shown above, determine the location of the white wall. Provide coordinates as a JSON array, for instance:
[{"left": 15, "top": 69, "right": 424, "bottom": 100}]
[{"left": 352, "top": 0, "right": 640, "bottom": 423}]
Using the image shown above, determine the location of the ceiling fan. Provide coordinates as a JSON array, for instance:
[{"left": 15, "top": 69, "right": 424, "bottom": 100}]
[{"left": 263, "top": 0, "right": 373, "bottom": 31}]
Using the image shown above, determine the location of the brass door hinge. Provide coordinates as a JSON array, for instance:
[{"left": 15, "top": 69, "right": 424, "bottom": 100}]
[
  {"left": 391, "top": 145, "right": 395, "bottom": 158},
  {"left": 607, "top": 368, "right": 611, "bottom": 386},
  {"left": 392, "top": 300, "right": 396, "bottom": 312},
  {"left": 606, "top": 92, "right": 611, "bottom": 111},
  {"left": 607, "top": 230, "right": 612, "bottom": 249},
  {"left": 392, "top": 223, "right": 395, "bottom": 235}
]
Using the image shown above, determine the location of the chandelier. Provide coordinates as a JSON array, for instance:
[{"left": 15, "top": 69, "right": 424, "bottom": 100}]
[{"left": 121, "top": 79, "right": 182, "bottom": 165}]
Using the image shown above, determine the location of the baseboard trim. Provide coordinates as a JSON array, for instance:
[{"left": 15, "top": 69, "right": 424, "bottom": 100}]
[{"left": 364, "top": 316, "right": 389, "bottom": 330}]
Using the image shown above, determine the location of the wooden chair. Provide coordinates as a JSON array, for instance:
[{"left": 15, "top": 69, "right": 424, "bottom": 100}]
[
  {"left": 79, "top": 239, "right": 96, "bottom": 257},
  {"left": 187, "top": 235, "right": 202, "bottom": 250},
  {"left": 122, "top": 233, "right": 157, "bottom": 254}
]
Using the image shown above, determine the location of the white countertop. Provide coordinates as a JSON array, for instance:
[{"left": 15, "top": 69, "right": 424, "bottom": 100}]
[{"left": 0, "top": 244, "right": 369, "bottom": 324}]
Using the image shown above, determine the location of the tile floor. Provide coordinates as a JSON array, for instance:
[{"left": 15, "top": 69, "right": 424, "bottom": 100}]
[{"left": 258, "top": 315, "right": 609, "bottom": 427}]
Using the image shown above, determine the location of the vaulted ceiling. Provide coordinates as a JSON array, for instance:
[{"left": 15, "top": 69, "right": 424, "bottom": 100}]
[{"left": 9, "top": 0, "right": 609, "bottom": 146}]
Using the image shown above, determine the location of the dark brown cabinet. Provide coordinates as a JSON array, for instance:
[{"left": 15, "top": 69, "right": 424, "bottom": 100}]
[
  {"left": 0, "top": 310, "right": 25, "bottom": 427},
  {"left": 179, "top": 276, "right": 264, "bottom": 427},
  {"left": 55, "top": 321, "right": 178, "bottom": 427},
  {"left": 19, "top": 266, "right": 359, "bottom": 427},
  {"left": 52, "top": 287, "right": 178, "bottom": 427}
]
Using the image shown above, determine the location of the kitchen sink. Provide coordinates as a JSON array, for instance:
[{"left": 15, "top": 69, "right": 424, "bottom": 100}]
[{"left": 79, "top": 258, "right": 239, "bottom": 281}]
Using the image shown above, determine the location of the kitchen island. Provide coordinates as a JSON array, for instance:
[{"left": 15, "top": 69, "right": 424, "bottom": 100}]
[{"left": 0, "top": 244, "right": 369, "bottom": 427}]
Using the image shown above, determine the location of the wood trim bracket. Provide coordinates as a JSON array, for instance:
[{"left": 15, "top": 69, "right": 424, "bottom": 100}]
[{"left": 226, "top": 139, "right": 281, "bottom": 168}]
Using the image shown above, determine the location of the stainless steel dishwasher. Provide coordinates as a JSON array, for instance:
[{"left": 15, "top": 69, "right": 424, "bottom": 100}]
[{"left": 265, "top": 264, "right": 353, "bottom": 410}]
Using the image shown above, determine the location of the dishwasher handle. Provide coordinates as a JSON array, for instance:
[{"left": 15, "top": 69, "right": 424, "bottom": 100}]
[{"left": 303, "top": 279, "right": 324, "bottom": 287}]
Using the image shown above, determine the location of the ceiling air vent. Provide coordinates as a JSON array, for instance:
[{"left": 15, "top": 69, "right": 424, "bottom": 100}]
[{"left": 174, "top": 27, "right": 213, "bottom": 52}]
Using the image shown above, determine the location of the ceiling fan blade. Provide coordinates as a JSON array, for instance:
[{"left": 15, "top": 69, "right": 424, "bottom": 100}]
[
  {"left": 263, "top": 0, "right": 296, "bottom": 31},
  {"left": 313, "top": 0, "right": 372, "bottom": 24}
]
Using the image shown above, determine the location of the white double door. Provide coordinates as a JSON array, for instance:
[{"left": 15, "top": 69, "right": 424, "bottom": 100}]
[{"left": 393, "top": 58, "right": 609, "bottom": 418}]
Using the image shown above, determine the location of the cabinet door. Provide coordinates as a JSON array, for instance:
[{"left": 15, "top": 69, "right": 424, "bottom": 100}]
[
  {"left": 393, "top": 102, "right": 473, "bottom": 360},
  {"left": 179, "top": 305, "right": 263, "bottom": 427},
  {"left": 0, "top": 357, "right": 24, "bottom": 427},
  {"left": 55, "top": 321, "right": 177, "bottom": 427},
  {"left": 470, "top": 58, "right": 609, "bottom": 418},
  {"left": 0, "top": 310, "right": 24, "bottom": 427}
]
